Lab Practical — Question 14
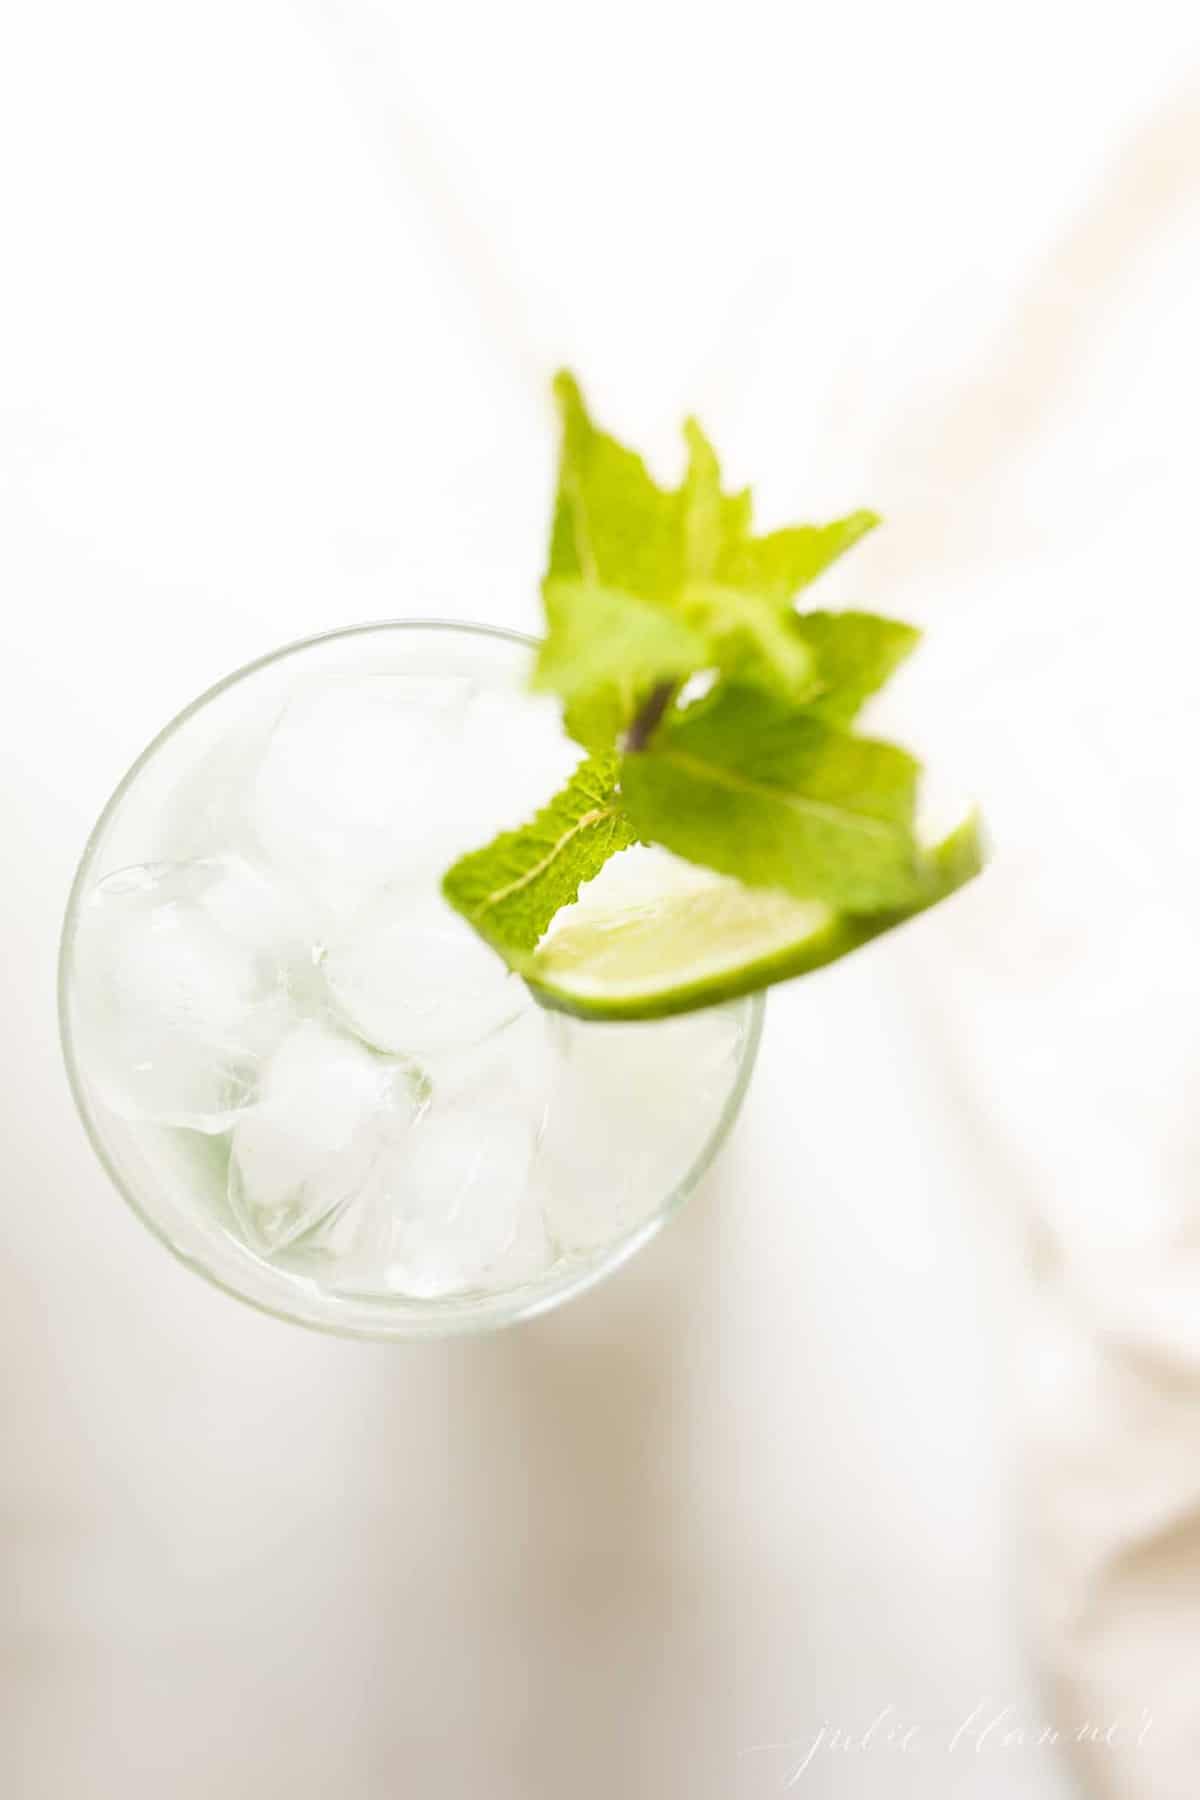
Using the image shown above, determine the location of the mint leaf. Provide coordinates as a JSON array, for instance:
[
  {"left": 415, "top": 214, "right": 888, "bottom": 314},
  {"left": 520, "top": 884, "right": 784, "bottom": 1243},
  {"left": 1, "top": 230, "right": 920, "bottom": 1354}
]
[
  {"left": 562, "top": 686, "right": 629, "bottom": 754},
  {"left": 678, "top": 581, "right": 817, "bottom": 701},
  {"left": 548, "top": 373, "right": 683, "bottom": 600},
  {"left": 620, "top": 685, "right": 923, "bottom": 911},
  {"left": 796, "top": 610, "right": 921, "bottom": 726},
  {"left": 717, "top": 511, "right": 880, "bottom": 602},
  {"left": 533, "top": 577, "right": 708, "bottom": 713},
  {"left": 542, "top": 379, "right": 882, "bottom": 733},
  {"left": 680, "top": 417, "right": 751, "bottom": 579},
  {"left": 441, "top": 753, "right": 638, "bottom": 959}
]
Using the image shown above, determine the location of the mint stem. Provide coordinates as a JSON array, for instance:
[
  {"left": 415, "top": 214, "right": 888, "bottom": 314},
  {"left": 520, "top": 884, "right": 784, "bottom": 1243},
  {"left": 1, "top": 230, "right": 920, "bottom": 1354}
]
[{"left": 624, "top": 680, "right": 676, "bottom": 752}]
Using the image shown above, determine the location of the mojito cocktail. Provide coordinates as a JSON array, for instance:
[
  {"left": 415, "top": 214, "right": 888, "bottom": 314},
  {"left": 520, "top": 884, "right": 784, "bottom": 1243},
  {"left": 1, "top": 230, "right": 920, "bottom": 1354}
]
[{"left": 60, "top": 622, "right": 761, "bottom": 1337}]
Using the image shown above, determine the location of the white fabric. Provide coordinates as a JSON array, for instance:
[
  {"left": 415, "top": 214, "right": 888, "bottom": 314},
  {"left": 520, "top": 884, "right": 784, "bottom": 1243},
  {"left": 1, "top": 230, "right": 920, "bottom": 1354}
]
[{"left": 2, "top": 3, "right": 1198, "bottom": 1795}]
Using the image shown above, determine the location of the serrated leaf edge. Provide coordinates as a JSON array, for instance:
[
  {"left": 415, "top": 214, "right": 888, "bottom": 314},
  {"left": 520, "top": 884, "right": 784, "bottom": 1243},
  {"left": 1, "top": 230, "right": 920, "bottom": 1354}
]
[{"left": 470, "top": 802, "right": 625, "bottom": 922}]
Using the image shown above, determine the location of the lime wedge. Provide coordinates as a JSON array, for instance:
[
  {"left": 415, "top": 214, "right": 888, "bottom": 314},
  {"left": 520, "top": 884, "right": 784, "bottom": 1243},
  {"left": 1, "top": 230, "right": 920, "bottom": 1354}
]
[{"left": 525, "top": 813, "right": 985, "bottom": 1020}]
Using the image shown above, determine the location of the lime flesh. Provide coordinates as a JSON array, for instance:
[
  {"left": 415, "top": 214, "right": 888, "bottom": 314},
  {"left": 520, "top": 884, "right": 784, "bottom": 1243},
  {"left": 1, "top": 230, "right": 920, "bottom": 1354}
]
[{"left": 525, "top": 814, "right": 985, "bottom": 1021}]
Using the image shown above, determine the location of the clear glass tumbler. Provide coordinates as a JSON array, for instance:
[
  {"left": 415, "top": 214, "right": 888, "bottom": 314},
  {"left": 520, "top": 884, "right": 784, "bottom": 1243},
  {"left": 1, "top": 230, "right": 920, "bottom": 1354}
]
[{"left": 59, "top": 621, "right": 762, "bottom": 1338}]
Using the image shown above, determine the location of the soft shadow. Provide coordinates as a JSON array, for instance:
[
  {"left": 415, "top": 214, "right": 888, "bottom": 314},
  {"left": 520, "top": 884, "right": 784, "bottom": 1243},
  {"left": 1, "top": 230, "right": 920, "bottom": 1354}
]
[{"left": 363, "top": 1143, "right": 748, "bottom": 1799}]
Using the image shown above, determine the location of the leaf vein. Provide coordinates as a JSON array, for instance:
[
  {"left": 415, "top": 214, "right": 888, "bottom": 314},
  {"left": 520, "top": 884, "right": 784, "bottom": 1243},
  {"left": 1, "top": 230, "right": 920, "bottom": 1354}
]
[
  {"left": 477, "top": 806, "right": 616, "bottom": 914},
  {"left": 651, "top": 749, "right": 901, "bottom": 839}
]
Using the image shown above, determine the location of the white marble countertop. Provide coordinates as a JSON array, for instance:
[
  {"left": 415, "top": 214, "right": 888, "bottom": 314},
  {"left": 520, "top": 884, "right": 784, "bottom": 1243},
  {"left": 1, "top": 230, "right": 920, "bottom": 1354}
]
[{"left": 3, "top": 4, "right": 1198, "bottom": 1795}]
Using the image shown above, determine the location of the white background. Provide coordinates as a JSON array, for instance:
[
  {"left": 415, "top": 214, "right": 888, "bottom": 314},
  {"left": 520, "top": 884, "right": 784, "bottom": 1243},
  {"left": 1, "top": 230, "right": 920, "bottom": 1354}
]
[{"left": 3, "top": 4, "right": 1199, "bottom": 1795}]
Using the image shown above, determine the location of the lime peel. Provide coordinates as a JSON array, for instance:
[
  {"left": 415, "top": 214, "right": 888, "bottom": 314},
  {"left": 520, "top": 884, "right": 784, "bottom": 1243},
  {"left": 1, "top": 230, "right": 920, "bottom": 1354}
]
[{"left": 523, "top": 814, "right": 985, "bottom": 1021}]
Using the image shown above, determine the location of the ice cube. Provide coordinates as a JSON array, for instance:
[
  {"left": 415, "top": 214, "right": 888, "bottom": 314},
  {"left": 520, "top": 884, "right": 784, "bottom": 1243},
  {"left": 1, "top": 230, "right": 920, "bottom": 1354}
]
[
  {"left": 537, "top": 1008, "right": 746, "bottom": 1253},
  {"left": 195, "top": 852, "right": 328, "bottom": 1014},
  {"left": 71, "top": 860, "right": 292, "bottom": 1132},
  {"left": 467, "top": 1181, "right": 555, "bottom": 1294},
  {"left": 284, "top": 1094, "right": 553, "bottom": 1299},
  {"left": 420, "top": 1004, "right": 560, "bottom": 1122},
  {"left": 243, "top": 674, "right": 473, "bottom": 917},
  {"left": 442, "top": 684, "right": 581, "bottom": 860},
  {"left": 228, "top": 1019, "right": 414, "bottom": 1253},
  {"left": 194, "top": 852, "right": 307, "bottom": 952},
  {"left": 156, "top": 715, "right": 280, "bottom": 863},
  {"left": 400, "top": 1108, "right": 533, "bottom": 1287},
  {"left": 275, "top": 1160, "right": 397, "bottom": 1280},
  {"left": 368, "top": 1099, "right": 538, "bottom": 1298},
  {"left": 351, "top": 1006, "right": 556, "bottom": 1296},
  {"left": 321, "top": 889, "right": 529, "bottom": 1057}
]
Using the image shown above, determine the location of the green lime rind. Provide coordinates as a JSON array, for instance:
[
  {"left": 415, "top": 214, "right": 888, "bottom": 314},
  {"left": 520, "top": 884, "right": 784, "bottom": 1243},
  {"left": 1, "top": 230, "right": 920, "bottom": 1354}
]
[{"left": 523, "top": 812, "right": 986, "bottom": 1022}]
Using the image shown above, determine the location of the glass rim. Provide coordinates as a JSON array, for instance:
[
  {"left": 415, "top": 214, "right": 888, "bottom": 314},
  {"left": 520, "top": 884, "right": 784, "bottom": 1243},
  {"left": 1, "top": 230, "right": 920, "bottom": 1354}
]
[{"left": 58, "top": 617, "right": 765, "bottom": 1341}]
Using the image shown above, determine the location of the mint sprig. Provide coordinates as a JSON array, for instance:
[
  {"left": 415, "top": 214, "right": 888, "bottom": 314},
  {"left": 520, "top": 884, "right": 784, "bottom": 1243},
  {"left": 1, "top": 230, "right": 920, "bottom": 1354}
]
[
  {"left": 538, "top": 372, "right": 880, "bottom": 742},
  {"left": 534, "top": 579, "right": 707, "bottom": 716},
  {"left": 442, "top": 375, "right": 980, "bottom": 1005}
]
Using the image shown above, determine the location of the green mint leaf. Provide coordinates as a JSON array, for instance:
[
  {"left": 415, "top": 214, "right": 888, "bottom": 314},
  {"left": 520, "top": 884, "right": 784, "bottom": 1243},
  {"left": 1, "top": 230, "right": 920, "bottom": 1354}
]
[
  {"left": 441, "top": 753, "right": 639, "bottom": 961},
  {"left": 796, "top": 610, "right": 922, "bottom": 725},
  {"left": 562, "top": 686, "right": 629, "bottom": 754},
  {"left": 680, "top": 417, "right": 752, "bottom": 579},
  {"left": 542, "top": 379, "right": 883, "bottom": 729},
  {"left": 533, "top": 577, "right": 708, "bottom": 713},
  {"left": 717, "top": 511, "right": 880, "bottom": 602},
  {"left": 548, "top": 373, "right": 684, "bottom": 600},
  {"left": 620, "top": 684, "right": 923, "bottom": 911},
  {"left": 676, "top": 419, "right": 817, "bottom": 700},
  {"left": 678, "top": 581, "right": 817, "bottom": 701}
]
